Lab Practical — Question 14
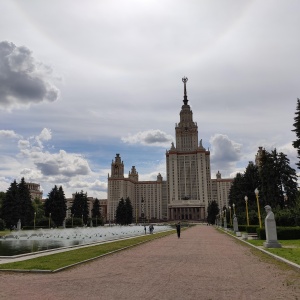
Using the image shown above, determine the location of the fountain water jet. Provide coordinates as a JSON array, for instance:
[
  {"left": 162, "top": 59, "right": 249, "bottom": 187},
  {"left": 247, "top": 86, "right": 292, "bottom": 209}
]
[{"left": 0, "top": 225, "right": 171, "bottom": 257}]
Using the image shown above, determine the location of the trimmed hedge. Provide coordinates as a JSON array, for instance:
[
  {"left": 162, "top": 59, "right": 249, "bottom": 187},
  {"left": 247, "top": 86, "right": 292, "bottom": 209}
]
[
  {"left": 257, "top": 226, "right": 300, "bottom": 240},
  {"left": 238, "top": 225, "right": 259, "bottom": 233}
]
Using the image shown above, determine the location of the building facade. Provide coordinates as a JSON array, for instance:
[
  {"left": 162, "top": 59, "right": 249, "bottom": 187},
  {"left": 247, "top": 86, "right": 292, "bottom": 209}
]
[
  {"left": 107, "top": 78, "right": 232, "bottom": 222},
  {"left": 107, "top": 154, "right": 166, "bottom": 222}
]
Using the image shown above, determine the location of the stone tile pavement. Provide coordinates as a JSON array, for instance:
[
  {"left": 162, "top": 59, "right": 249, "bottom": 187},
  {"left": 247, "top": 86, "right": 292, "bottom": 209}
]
[{"left": 0, "top": 225, "right": 299, "bottom": 300}]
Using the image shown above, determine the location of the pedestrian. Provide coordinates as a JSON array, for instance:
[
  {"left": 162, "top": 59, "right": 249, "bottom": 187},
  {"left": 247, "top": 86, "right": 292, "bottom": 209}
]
[
  {"left": 149, "top": 224, "right": 154, "bottom": 234},
  {"left": 144, "top": 225, "right": 146, "bottom": 234},
  {"left": 176, "top": 222, "right": 181, "bottom": 238}
]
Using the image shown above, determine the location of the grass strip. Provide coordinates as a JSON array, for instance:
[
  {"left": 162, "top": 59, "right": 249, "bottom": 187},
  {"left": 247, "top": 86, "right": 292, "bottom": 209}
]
[
  {"left": 247, "top": 239, "right": 300, "bottom": 266},
  {"left": 0, "top": 230, "right": 176, "bottom": 272}
]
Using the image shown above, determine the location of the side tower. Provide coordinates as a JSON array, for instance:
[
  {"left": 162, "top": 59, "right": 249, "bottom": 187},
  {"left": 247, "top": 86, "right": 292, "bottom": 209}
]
[
  {"left": 166, "top": 77, "right": 212, "bottom": 221},
  {"left": 107, "top": 154, "right": 125, "bottom": 222}
]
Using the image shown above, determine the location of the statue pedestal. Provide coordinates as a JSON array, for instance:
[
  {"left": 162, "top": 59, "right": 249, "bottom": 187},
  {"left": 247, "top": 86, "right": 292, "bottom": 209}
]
[{"left": 263, "top": 240, "right": 282, "bottom": 248}]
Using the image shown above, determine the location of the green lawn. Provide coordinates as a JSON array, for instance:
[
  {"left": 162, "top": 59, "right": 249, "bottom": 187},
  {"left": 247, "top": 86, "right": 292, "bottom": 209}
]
[
  {"left": 0, "top": 230, "right": 10, "bottom": 237},
  {"left": 0, "top": 230, "right": 176, "bottom": 272},
  {"left": 247, "top": 239, "right": 300, "bottom": 266}
]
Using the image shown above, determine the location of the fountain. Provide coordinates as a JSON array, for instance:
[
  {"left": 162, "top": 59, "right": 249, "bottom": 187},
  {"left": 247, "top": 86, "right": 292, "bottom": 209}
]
[{"left": 0, "top": 225, "right": 171, "bottom": 257}]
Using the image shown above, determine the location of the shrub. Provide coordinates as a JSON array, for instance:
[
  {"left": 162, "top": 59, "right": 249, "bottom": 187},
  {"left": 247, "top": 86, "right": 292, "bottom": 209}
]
[
  {"left": 0, "top": 218, "right": 5, "bottom": 230},
  {"left": 65, "top": 217, "right": 83, "bottom": 227}
]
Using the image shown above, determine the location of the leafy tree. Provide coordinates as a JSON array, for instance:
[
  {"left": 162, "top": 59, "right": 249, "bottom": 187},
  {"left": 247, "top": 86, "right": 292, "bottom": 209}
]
[
  {"left": 71, "top": 191, "right": 89, "bottom": 225},
  {"left": 18, "top": 178, "right": 34, "bottom": 226},
  {"left": 1, "top": 178, "right": 34, "bottom": 228},
  {"left": 91, "top": 198, "right": 101, "bottom": 219},
  {"left": 228, "top": 172, "right": 245, "bottom": 213},
  {"left": 91, "top": 198, "right": 102, "bottom": 226},
  {"left": 44, "top": 185, "right": 67, "bottom": 226},
  {"left": 277, "top": 152, "right": 298, "bottom": 206},
  {"left": 0, "top": 191, "right": 6, "bottom": 218},
  {"left": 259, "top": 149, "right": 298, "bottom": 208},
  {"left": 124, "top": 197, "right": 133, "bottom": 225},
  {"left": 2, "top": 180, "right": 20, "bottom": 228},
  {"left": 116, "top": 198, "right": 125, "bottom": 225},
  {"left": 292, "top": 98, "right": 300, "bottom": 169},
  {"left": 32, "top": 197, "right": 44, "bottom": 220},
  {"left": 229, "top": 148, "right": 298, "bottom": 225},
  {"left": 207, "top": 200, "right": 219, "bottom": 224},
  {"left": 242, "top": 162, "right": 260, "bottom": 211}
]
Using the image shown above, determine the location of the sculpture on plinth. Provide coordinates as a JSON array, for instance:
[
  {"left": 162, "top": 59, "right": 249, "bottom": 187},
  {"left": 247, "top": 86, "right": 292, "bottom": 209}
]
[
  {"left": 263, "top": 205, "right": 282, "bottom": 248},
  {"left": 233, "top": 214, "right": 239, "bottom": 233}
]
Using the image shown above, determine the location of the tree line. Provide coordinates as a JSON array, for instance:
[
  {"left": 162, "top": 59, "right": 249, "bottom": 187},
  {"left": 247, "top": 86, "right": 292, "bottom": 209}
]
[
  {"left": 0, "top": 179, "right": 102, "bottom": 229},
  {"left": 207, "top": 98, "right": 300, "bottom": 226}
]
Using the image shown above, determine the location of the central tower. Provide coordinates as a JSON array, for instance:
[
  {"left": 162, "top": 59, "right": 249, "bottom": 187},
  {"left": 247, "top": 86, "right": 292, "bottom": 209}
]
[
  {"left": 175, "top": 77, "right": 199, "bottom": 151},
  {"left": 166, "top": 77, "right": 212, "bottom": 220}
]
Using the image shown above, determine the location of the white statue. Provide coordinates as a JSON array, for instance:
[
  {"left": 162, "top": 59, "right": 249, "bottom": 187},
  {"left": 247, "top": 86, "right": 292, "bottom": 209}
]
[{"left": 263, "top": 205, "right": 281, "bottom": 248}]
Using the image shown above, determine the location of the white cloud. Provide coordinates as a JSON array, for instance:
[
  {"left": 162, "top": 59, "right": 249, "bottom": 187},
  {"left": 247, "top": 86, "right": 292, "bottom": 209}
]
[
  {"left": 0, "top": 130, "right": 22, "bottom": 139},
  {"left": 210, "top": 134, "right": 242, "bottom": 177},
  {"left": 210, "top": 134, "right": 242, "bottom": 162}
]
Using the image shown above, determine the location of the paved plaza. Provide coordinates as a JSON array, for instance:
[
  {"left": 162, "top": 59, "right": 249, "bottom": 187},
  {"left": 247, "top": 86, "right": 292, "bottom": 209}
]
[{"left": 0, "top": 225, "right": 299, "bottom": 300}]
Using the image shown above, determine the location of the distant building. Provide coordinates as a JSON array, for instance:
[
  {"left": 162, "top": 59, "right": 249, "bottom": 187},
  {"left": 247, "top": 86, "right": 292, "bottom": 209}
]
[
  {"left": 211, "top": 171, "right": 233, "bottom": 209},
  {"left": 25, "top": 183, "right": 43, "bottom": 201},
  {"left": 107, "top": 78, "right": 233, "bottom": 222}
]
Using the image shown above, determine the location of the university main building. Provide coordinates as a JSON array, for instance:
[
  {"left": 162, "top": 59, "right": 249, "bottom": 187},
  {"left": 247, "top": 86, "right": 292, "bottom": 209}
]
[{"left": 107, "top": 78, "right": 232, "bottom": 222}]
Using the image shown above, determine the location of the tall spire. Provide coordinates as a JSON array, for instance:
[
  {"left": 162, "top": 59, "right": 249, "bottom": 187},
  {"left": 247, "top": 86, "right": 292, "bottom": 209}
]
[{"left": 182, "top": 76, "right": 188, "bottom": 105}]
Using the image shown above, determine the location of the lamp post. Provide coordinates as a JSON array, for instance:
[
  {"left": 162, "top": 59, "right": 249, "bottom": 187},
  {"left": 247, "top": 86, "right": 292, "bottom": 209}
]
[
  {"left": 232, "top": 203, "right": 236, "bottom": 215},
  {"left": 34, "top": 211, "right": 36, "bottom": 230},
  {"left": 229, "top": 206, "right": 232, "bottom": 226},
  {"left": 254, "top": 188, "right": 262, "bottom": 228},
  {"left": 284, "top": 193, "right": 288, "bottom": 207},
  {"left": 82, "top": 214, "right": 84, "bottom": 226},
  {"left": 245, "top": 196, "right": 249, "bottom": 226},
  {"left": 96, "top": 215, "right": 98, "bottom": 227},
  {"left": 223, "top": 209, "right": 227, "bottom": 228},
  {"left": 49, "top": 212, "right": 51, "bottom": 229}
]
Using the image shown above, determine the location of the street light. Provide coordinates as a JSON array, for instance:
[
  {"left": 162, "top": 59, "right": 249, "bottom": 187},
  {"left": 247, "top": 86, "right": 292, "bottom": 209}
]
[
  {"left": 254, "top": 188, "right": 262, "bottom": 228},
  {"left": 34, "top": 211, "right": 36, "bottom": 230},
  {"left": 244, "top": 196, "right": 249, "bottom": 226},
  {"left": 232, "top": 203, "right": 236, "bottom": 215},
  {"left": 229, "top": 206, "right": 232, "bottom": 226}
]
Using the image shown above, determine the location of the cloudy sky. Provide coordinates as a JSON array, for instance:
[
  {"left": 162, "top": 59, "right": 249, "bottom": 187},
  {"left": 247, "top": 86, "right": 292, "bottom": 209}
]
[{"left": 0, "top": 0, "right": 299, "bottom": 199}]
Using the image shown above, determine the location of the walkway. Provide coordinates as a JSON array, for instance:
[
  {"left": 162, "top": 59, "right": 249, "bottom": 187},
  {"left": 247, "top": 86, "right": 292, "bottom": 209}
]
[{"left": 0, "top": 225, "right": 299, "bottom": 300}]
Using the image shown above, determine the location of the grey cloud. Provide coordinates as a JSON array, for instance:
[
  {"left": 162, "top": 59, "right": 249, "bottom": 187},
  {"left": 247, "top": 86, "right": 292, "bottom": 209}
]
[
  {"left": 35, "top": 162, "right": 59, "bottom": 176},
  {"left": 122, "top": 130, "right": 173, "bottom": 147},
  {"left": 0, "top": 41, "right": 59, "bottom": 109},
  {"left": 143, "top": 131, "right": 171, "bottom": 144}
]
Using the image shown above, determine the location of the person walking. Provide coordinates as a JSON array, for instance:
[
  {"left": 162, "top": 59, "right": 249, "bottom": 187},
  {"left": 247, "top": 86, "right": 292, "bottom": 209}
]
[{"left": 176, "top": 222, "right": 181, "bottom": 238}]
